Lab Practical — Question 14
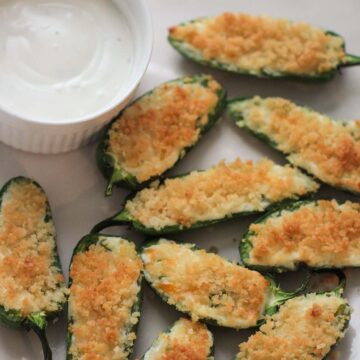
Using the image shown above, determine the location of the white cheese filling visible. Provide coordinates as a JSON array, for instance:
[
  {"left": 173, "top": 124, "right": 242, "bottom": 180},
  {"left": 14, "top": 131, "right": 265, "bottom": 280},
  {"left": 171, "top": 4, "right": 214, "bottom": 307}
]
[
  {"left": 68, "top": 236, "right": 142, "bottom": 360},
  {"left": 247, "top": 200, "right": 360, "bottom": 269},
  {"left": 125, "top": 158, "right": 318, "bottom": 230},
  {"left": 107, "top": 77, "right": 221, "bottom": 182},
  {"left": 237, "top": 293, "right": 350, "bottom": 360},
  {"left": 142, "top": 239, "right": 269, "bottom": 329},
  {"left": 0, "top": 180, "right": 67, "bottom": 316},
  {"left": 170, "top": 13, "right": 346, "bottom": 76},
  {"left": 231, "top": 97, "right": 360, "bottom": 193},
  {"left": 144, "top": 318, "right": 213, "bottom": 360}
]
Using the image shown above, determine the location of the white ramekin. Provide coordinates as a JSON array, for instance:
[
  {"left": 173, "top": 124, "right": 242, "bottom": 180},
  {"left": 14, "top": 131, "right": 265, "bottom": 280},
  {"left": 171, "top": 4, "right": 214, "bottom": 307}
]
[{"left": 0, "top": 0, "right": 153, "bottom": 154}]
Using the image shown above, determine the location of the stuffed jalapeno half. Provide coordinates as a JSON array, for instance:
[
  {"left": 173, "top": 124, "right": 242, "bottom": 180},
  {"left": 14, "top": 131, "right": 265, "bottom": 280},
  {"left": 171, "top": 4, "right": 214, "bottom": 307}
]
[
  {"left": 141, "top": 239, "right": 307, "bottom": 329},
  {"left": 241, "top": 199, "right": 360, "bottom": 272},
  {"left": 0, "top": 177, "right": 67, "bottom": 360},
  {"left": 97, "top": 74, "right": 226, "bottom": 195},
  {"left": 235, "top": 277, "right": 351, "bottom": 360},
  {"left": 227, "top": 96, "right": 360, "bottom": 194},
  {"left": 92, "top": 158, "right": 319, "bottom": 235},
  {"left": 142, "top": 318, "right": 214, "bottom": 360},
  {"left": 67, "top": 234, "right": 143, "bottom": 360},
  {"left": 169, "top": 13, "right": 360, "bottom": 82}
]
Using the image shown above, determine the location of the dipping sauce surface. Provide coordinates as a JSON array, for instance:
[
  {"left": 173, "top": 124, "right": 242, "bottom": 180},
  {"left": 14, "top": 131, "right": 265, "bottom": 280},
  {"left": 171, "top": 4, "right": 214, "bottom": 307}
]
[{"left": 0, "top": 0, "right": 134, "bottom": 122}]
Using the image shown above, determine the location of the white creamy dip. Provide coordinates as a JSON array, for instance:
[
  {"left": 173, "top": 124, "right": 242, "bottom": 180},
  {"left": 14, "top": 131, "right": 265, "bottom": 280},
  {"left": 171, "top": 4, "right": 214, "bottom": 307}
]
[{"left": 0, "top": 0, "right": 134, "bottom": 122}]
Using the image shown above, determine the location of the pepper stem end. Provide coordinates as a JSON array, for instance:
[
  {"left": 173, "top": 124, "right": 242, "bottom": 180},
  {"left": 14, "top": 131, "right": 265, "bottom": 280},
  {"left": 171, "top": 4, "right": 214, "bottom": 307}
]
[
  {"left": 343, "top": 53, "right": 360, "bottom": 67},
  {"left": 90, "top": 210, "right": 131, "bottom": 234},
  {"left": 32, "top": 326, "right": 52, "bottom": 360}
]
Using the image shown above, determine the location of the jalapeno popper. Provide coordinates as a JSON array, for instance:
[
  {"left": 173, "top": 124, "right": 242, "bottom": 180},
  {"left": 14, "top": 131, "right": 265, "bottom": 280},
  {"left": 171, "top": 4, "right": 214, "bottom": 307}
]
[
  {"left": 169, "top": 13, "right": 360, "bottom": 81},
  {"left": 236, "top": 283, "right": 351, "bottom": 360},
  {"left": 141, "top": 239, "right": 306, "bottom": 329},
  {"left": 97, "top": 74, "right": 226, "bottom": 195},
  {"left": 0, "top": 177, "right": 67, "bottom": 360},
  {"left": 92, "top": 158, "right": 318, "bottom": 235},
  {"left": 240, "top": 200, "right": 360, "bottom": 272},
  {"left": 67, "top": 234, "right": 143, "bottom": 360},
  {"left": 227, "top": 96, "right": 360, "bottom": 194},
  {"left": 142, "top": 318, "right": 214, "bottom": 360}
]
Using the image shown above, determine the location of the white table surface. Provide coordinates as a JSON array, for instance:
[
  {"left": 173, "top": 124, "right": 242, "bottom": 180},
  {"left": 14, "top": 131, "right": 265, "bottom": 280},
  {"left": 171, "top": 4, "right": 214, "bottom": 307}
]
[{"left": 0, "top": 0, "right": 360, "bottom": 358}]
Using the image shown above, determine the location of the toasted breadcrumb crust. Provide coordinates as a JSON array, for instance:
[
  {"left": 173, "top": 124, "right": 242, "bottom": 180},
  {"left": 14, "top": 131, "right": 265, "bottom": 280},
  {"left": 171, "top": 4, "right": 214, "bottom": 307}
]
[
  {"left": 234, "top": 97, "right": 360, "bottom": 193},
  {"left": 142, "top": 240, "right": 269, "bottom": 328},
  {"left": 108, "top": 76, "right": 221, "bottom": 182},
  {"left": 69, "top": 238, "right": 143, "bottom": 360},
  {"left": 125, "top": 158, "right": 318, "bottom": 230},
  {"left": 143, "top": 318, "right": 213, "bottom": 360},
  {"left": 0, "top": 180, "right": 66, "bottom": 316},
  {"left": 247, "top": 200, "right": 360, "bottom": 268},
  {"left": 170, "top": 13, "right": 345, "bottom": 76},
  {"left": 236, "top": 293, "right": 350, "bottom": 360}
]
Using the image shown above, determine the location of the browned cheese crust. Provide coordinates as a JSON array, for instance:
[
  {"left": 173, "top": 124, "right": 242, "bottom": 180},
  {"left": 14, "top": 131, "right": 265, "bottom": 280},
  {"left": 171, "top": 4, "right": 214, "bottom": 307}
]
[
  {"left": 108, "top": 77, "right": 221, "bottom": 182},
  {"left": 170, "top": 13, "right": 345, "bottom": 76},
  {"left": 144, "top": 318, "right": 213, "bottom": 360},
  {"left": 248, "top": 200, "right": 360, "bottom": 268},
  {"left": 142, "top": 240, "right": 269, "bottom": 328},
  {"left": 236, "top": 294, "right": 349, "bottom": 360},
  {"left": 236, "top": 97, "right": 360, "bottom": 193},
  {"left": 69, "top": 239, "right": 143, "bottom": 359},
  {"left": 0, "top": 181, "right": 66, "bottom": 316},
  {"left": 126, "top": 158, "right": 318, "bottom": 230}
]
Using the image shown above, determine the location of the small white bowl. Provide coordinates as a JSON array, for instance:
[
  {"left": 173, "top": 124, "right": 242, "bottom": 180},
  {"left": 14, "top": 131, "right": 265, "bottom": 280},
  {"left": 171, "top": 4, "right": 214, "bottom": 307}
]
[{"left": 0, "top": 0, "right": 153, "bottom": 154}]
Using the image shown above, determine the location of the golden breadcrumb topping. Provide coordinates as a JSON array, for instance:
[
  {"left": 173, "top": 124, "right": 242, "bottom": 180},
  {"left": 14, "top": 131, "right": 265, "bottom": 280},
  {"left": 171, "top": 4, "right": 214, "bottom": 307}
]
[
  {"left": 236, "top": 293, "right": 350, "bottom": 360},
  {"left": 0, "top": 180, "right": 66, "bottom": 316},
  {"left": 247, "top": 200, "right": 360, "bottom": 268},
  {"left": 125, "top": 158, "right": 318, "bottom": 229},
  {"left": 69, "top": 237, "right": 143, "bottom": 360},
  {"left": 108, "top": 76, "right": 221, "bottom": 182},
  {"left": 234, "top": 97, "right": 360, "bottom": 193},
  {"left": 142, "top": 240, "right": 269, "bottom": 328},
  {"left": 170, "top": 13, "right": 345, "bottom": 75},
  {"left": 144, "top": 318, "right": 213, "bottom": 360}
]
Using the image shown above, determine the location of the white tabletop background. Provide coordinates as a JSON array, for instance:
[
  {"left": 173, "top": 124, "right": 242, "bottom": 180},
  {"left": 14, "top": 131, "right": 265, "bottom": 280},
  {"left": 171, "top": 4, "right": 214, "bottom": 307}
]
[{"left": 0, "top": 0, "right": 360, "bottom": 358}]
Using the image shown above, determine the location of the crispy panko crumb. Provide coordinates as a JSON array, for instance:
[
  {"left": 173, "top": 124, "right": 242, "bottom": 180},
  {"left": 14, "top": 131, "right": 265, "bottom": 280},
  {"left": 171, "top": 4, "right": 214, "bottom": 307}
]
[
  {"left": 69, "top": 238, "right": 143, "bottom": 360},
  {"left": 108, "top": 76, "right": 221, "bottom": 182},
  {"left": 142, "top": 240, "right": 269, "bottom": 328},
  {"left": 144, "top": 318, "right": 213, "bottom": 360},
  {"left": 236, "top": 293, "right": 350, "bottom": 360},
  {"left": 236, "top": 97, "right": 360, "bottom": 193},
  {"left": 170, "top": 13, "right": 345, "bottom": 75},
  {"left": 249, "top": 200, "right": 360, "bottom": 268},
  {"left": 126, "top": 158, "right": 318, "bottom": 230},
  {"left": 0, "top": 180, "right": 67, "bottom": 316}
]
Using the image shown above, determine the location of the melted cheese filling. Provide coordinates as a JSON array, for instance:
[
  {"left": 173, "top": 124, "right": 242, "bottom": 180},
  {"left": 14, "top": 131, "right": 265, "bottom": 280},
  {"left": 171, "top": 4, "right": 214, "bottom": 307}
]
[
  {"left": 142, "top": 239, "right": 269, "bottom": 328},
  {"left": 125, "top": 158, "right": 318, "bottom": 230},
  {"left": 232, "top": 97, "right": 360, "bottom": 193},
  {"left": 69, "top": 237, "right": 143, "bottom": 360},
  {"left": 236, "top": 293, "right": 350, "bottom": 360},
  {"left": 144, "top": 318, "right": 213, "bottom": 360},
  {"left": 0, "top": 180, "right": 67, "bottom": 316},
  {"left": 247, "top": 200, "right": 360, "bottom": 269},
  {"left": 108, "top": 76, "right": 221, "bottom": 182},
  {"left": 170, "top": 13, "right": 345, "bottom": 76}
]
